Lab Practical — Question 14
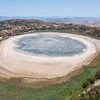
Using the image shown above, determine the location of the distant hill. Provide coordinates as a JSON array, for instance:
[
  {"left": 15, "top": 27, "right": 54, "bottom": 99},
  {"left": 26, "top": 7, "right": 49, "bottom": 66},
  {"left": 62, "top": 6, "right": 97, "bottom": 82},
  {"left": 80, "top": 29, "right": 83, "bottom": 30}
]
[
  {"left": 0, "top": 16, "right": 100, "bottom": 27},
  {"left": 0, "top": 16, "right": 11, "bottom": 21},
  {"left": 41, "top": 17, "right": 100, "bottom": 27},
  {"left": 0, "top": 16, "right": 100, "bottom": 28},
  {"left": 0, "top": 19, "right": 100, "bottom": 40}
]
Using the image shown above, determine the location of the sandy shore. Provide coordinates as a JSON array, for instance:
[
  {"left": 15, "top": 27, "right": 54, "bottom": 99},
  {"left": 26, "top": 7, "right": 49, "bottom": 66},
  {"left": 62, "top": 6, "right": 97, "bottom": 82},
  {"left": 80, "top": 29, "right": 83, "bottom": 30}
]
[{"left": 0, "top": 32, "right": 100, "bottom": 79}]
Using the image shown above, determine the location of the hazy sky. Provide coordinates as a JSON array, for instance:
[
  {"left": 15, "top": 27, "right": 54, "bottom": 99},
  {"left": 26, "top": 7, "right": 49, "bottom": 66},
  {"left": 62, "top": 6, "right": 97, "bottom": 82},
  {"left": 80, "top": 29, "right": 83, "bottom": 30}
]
[{"left": 0, "top": 0, "right": 100, "bottom": 17}]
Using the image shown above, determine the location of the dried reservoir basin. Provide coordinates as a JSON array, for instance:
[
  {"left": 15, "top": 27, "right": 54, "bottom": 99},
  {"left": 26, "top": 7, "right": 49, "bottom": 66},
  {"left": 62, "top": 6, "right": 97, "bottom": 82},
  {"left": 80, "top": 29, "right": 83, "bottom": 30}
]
[{"left": 0, "top": 32, "right": 100, "bottom": 79}]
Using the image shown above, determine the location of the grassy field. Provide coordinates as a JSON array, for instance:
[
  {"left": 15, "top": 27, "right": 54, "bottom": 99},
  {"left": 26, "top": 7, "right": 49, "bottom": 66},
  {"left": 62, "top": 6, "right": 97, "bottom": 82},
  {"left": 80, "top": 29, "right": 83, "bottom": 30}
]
[{"left": 0, "top": 54, "right": 100, "bottom": 100}]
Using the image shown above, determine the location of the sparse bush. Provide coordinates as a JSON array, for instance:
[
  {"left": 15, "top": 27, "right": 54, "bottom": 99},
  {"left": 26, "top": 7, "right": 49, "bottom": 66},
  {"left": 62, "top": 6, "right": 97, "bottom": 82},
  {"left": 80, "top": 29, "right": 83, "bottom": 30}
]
[
  {"left": 88, "top": 77, "right": 95, "bottom": 84},
  {"left": 82, "top": 81, "right": 90, "bottom": 88},
  {"left": 95, "top": 70, "right": 100, "bottom": 79},
  {"left": 80, "top": 86, "right": 100, "bottom": 100}
]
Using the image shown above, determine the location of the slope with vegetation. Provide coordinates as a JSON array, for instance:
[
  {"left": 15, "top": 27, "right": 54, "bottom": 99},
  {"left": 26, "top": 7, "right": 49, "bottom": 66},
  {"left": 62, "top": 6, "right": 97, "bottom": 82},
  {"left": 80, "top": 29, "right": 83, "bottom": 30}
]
[{"left": 79, "top": 69, "right": 100, "bottom": 100}]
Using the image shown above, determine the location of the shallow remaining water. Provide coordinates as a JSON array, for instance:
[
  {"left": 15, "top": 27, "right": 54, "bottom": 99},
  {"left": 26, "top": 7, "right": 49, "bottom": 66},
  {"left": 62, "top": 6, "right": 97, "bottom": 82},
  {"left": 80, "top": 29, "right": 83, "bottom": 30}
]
[{"left": 15, "top": 34, "right": 86, "bottom": 56}]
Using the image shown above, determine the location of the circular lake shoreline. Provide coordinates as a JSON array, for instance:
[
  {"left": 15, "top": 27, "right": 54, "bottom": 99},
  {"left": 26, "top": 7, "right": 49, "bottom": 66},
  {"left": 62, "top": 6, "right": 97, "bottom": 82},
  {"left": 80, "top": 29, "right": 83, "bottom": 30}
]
[
  {"left": 15, "top": 34, "right": 87, "bottom": 57},
  {"left": 0, "top": 32, "right": 99, "bottom": 79}
]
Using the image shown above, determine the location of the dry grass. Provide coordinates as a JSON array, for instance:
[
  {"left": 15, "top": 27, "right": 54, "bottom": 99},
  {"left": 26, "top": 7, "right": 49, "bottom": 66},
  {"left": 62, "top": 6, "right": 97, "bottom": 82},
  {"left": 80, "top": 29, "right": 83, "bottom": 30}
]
[{"left": 89, "top": 53, "right": 100, "bottom": 66}]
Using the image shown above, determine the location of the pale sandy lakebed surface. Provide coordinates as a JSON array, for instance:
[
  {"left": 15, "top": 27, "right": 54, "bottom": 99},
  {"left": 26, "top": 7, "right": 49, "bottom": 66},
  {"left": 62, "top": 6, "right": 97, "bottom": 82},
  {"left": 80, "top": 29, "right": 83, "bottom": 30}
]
[{"left": 0, "top": 32, "right": 100, "bottom": 81}]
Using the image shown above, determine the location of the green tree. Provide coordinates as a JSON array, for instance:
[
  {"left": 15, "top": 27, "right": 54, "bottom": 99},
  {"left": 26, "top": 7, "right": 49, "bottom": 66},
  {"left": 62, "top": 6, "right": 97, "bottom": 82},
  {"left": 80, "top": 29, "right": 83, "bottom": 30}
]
[
  {"left": 82, "top": 81, "right": 90, "bottom": 88},
  {"left": 88, "top": 77, "right": 95, "bottom": 84},
  {"left": 95, "top": 70, "right": 100, "bottom": 79}
]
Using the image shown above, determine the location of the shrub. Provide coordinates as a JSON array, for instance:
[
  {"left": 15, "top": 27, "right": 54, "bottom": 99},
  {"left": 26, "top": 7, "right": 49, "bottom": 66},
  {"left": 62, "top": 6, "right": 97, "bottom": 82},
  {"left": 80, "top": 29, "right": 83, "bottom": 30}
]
[
  {"left": 95, "top": 70, "right": 100, "bottom": 79},
  {"left": 82, "top": 81, "right": 90, "bottom": 88},
  {"left": 88, "top": 77, "right": 95, "bottom": 84}
]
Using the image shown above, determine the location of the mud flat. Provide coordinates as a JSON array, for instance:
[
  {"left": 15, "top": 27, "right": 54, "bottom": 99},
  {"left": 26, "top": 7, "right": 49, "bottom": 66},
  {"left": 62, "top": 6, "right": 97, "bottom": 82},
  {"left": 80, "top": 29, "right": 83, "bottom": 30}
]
[{"left": 0, "top": 32, "right": 100, "bottom": 80}]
